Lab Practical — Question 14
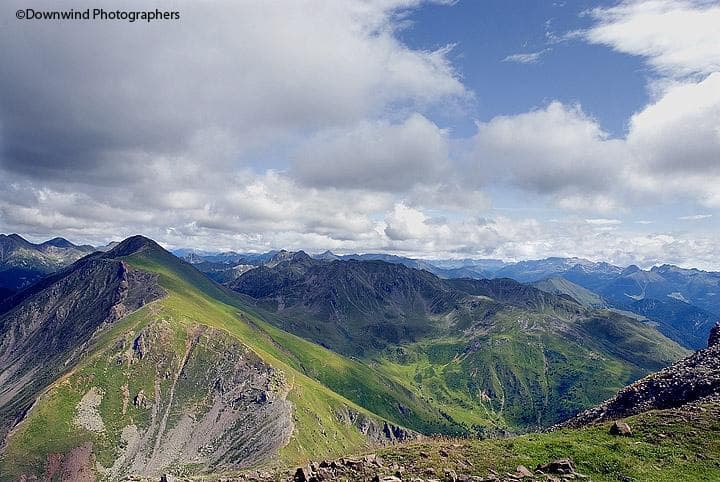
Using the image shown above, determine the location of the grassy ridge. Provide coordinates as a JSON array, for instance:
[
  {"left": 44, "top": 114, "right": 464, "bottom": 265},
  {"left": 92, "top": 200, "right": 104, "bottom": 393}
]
[
  {"left": 128, "top": 248, "right": 467, "bottom": 436},
  {"left": 374, "top": 400, "right": 720, "bottom": 481},
  {"left": 0, "top": 247, "right": 464, "bottom": 480}
]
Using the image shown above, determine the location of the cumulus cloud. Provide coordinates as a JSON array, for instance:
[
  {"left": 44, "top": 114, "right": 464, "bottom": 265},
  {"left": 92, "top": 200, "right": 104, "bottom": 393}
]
[
  {"left": 468, "top": 102, "right": 627, "bottom": 195},
  {"left": 586, "top": 0, "right": 720, "bottom": 78},
  {"left": 384, "top": 203, "right": 431, "bottom": 240},
  {"left": 626, "top": 73, "right": 720, "bottom": 174},
  {"left": 0, "top": 0, "right": 465, "bottom": 182},
  {"left": 294, "top": 113, "right": 450, "bottom": 191},
  {"left": 0, "top": 0, "right": 718, "bottom": 270},
  {"left": 463, "top": 0, "right": 720, "bottom": 212}
]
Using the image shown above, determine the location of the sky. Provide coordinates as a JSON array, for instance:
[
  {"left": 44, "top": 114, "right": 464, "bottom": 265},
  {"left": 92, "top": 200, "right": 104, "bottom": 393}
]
[{"left": 0, "top": 0, "right": 719, "bottom": 269}]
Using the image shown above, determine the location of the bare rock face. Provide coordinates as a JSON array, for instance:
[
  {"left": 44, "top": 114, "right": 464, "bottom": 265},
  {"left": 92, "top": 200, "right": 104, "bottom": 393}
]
[
  {"left": 708, "top": 322, "right": 720, "bottom": 348},
  {"left": 0, "top": 257, "right": 164, "bottom": 447},
  {"left": 334, "top": 406, "right": 418, "bottom": 444},
  {"left": 561, "top": 326, "right": 720, "bottom": 428},
  {"left": 104, "top": 324, "right": 294, "bottom": 477}
]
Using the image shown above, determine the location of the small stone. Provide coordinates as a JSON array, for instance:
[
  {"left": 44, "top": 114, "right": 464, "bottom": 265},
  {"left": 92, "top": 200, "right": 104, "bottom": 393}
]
[
  {"left": 610, "top": 421, "right": 632, "bottom": 436},
  {"left": 293, "top": 466, "right": 311, "bottom": 482},
  {"left": 515, "top": 465, "right": 533, "bottom": 478},
  {"left": 364, "top": 454, "right": 378, "bottom": 464},
  {"left": 444, "top": 468, "right": 458, "bottom": 482},
  {"left": 160, "top": 475, "right": 176, "bottom": 482},
  {"left": 439, "top": 448, "right": 450, "bottom": 457},
  {"left": 537, "top": 458, "right": 576, "bottom": 475}
]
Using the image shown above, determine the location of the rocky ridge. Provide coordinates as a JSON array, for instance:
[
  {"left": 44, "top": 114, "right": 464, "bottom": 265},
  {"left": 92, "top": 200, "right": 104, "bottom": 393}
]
[
  {"left": 562, "top": 321, "right": 720, "bottom": 427},
  {"left": 0, "top": 251, "right": 165, "bottom": 447}
]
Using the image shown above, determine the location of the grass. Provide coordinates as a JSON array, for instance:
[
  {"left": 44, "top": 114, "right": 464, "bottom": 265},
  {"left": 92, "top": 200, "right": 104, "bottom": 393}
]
[
  {"left": 370, "top": 400, "right": 720, "bottom": 482},
  {"left": 0, "top": 247, "right": 462, "bottom": 480}
]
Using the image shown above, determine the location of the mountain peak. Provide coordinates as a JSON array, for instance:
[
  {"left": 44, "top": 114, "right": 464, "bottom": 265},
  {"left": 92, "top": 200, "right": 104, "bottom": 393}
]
[
  {"left": 621, "top": 264, "right": 641, "bottom": 276},
  {"left": 291, "top": 250, "right": 312, "bottom": 262},
  {"left": 41, "top": 237, "right": 76, "bottom": 249},
  {"left": 0, "top": 233, "right": 33, "bottom": 248},
  {"left": 107, "top": 235, "right": 164, "bottom": 257}
]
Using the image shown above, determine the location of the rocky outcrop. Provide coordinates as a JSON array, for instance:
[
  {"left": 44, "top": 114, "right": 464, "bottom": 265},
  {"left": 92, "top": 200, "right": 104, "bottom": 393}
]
[
  {"left": 0, "top": 256, "right": 164, "bottom": 447},
  {"left": 708, "top": 322, "right": 720, "bottom": 348},
  {"left": 99, "top": 324, "right": 294, "bottom": 478},
  {"left": 561, "top": 322, "right": 720, "bottom": 427},
  {"left": 335, "top": 406, "right": 418, "bottom": 445}
]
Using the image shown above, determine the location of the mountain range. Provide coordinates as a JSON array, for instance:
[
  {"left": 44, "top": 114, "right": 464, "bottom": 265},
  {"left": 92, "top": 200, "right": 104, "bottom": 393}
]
[
  {"left": 0, "top": 234, "right": 95, "bottom": 295},
  {"left": 0, "top": 234, "right": 718, "bottom": 480},
  {"left": 181, "top": 248, "right": 719, "bottom": 350}
]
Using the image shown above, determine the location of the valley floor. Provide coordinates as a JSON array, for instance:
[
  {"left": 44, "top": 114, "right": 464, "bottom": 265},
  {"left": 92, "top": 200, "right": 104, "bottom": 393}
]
[{"left": 219, "top": 397, "right": 720, "bottom": 482}]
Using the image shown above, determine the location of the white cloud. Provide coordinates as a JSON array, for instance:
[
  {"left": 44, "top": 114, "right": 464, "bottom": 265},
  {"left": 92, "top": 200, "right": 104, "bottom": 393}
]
[
  {"left": 586, "top": 0, "right": 720, "bottom": 78},
  {"left": 0, "top": 0, "right": 465, "bottom": 181},
  {"left": 678, "top": 214, "right": 713, "bottom": 220},
  {"left": 384, "top": 203, "right": 431, "bottom": 240},
  {"left": 468, "top": 102, "right": 627, "bottom": 195},
  {"left": 1, "top": 0, "right": 718, "bottom": 271},
  {"left": 294, "top": 113, "right": 450, "bottom": 191},
  {"left": 585, "top": 218, "right": 622, "bottom": 225},
  {"left": 626, "top": 73, "right": 720, "bottom": 174},
  {"left": 502, "top": 49, "right": 551, "bottom": 64}
]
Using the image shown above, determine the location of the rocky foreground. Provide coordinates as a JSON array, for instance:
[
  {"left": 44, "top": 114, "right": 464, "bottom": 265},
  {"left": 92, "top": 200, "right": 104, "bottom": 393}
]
[
  {"left": 562, "top": 322, "right": 720, "bottom": 427},
  {"left": 148, "top": 452, "right": 587, "bottom": 482}
]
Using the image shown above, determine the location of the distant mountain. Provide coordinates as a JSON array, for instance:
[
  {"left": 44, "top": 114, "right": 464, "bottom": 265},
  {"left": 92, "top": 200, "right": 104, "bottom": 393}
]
[
  {"left": 176, "top": 246, "right": 720, "bottom": 348},
  {"left": 531, "top": 276, "right": 608, "bottom": 309},
  {"left": 491, "top": 257, "right": 623, "bottom": 285},
  {"left": 230, "top": 254, "right": 457, "bottom": 355},
  {"left": 0, "top": 233, "right": 96, "bottom": 291},
  {"left": 231, "top": 254, "right": 687, "bottom": 429}
]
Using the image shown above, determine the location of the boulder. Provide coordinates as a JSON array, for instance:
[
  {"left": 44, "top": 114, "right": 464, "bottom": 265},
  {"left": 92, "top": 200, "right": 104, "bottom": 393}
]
[
  {"left": 610, "top": 421, "right": 632, "bottom": 436},
  {"left": 293, "top": 466, "right": 311, "bottom": 482},
  {"left": 515, "top": 465, "right": 533, "bottom": 478},
  {"left": 537, "top": 458, "right": 576, "bottom": 475}
]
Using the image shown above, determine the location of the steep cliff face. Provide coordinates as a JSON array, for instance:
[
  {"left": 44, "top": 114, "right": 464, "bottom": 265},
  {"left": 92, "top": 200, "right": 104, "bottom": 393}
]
[
  {"left": 0, "top": 256, "right": 164, "bottom": 446},
  {"left": 563, "top": 322, "right": 720, "bottom": 427}
]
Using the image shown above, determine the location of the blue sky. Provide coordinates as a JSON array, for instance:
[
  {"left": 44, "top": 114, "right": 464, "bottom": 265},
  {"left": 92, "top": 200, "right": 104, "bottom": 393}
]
[
  {"left": 1, "top": 0, "right": 719, "bottom": 268},
  {"left": 400, "top": 0, "right": 649, "bottom": 136}
]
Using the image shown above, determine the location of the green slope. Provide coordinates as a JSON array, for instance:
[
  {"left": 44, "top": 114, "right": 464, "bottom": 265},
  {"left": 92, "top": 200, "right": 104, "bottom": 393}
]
[
  {"left": 372, "top": 398, "right": 720, "bottom": 482},
  {"left": 371, "top": 302, "right": 687, "bottom": 431},
  {"left": 532, "top": 276, "right": 608, "bottom": 308},
  {"left": 0, "top": 240, "right": 461, "bottom": 480},
  {"left": 232, "top": 257, "right": 688, "bottom": 432}
]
